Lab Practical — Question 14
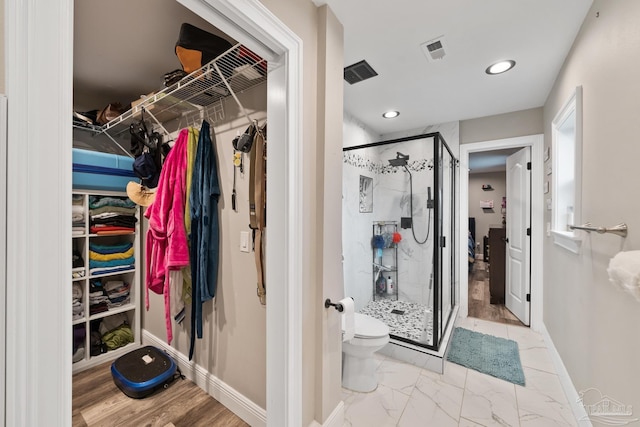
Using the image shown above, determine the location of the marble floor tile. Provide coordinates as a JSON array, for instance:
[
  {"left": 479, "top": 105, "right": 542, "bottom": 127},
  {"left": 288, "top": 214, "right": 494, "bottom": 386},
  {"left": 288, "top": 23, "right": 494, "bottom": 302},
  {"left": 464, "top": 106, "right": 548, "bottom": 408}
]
[
  {"left": 460, "top": 369, "right": 520, "bottom": 426},
  {"left": 397, "top": 373, "right": 464, "bottom": 427},
  {"left": 372, "top": 351, "right": 386, "bottom": 371},
  {"left": 377, "top": 357, "right": 423, "bottom": 395},
  {"left": 507, "top": 324, "right": 547, "bottom": 350},
  {"left": 458, "top": 417, "right": 487, "bottom": 426},
  {"left": 519, "top": 367, "right": 568, "bottom": 403},
  {"left": 439, "top": 361, "right": 468, "bottom": 390},
  {"left": 471, "top": 317, "right": 510, "bottom": 339},
  {"left": 516, "top": 367, "right": 577, "bottom": 427},
  {"left": 454, "top": 316, "right": 478, "bottom": 331},
  {"left": 341, "top": 316, "right": 581, "bottom": 427},
  {"left": 519, "top": 344, "right": 557, "bottom": 374},
  {"left": 342, "top": 383, "right": 410, "bottom": 427},
  {"left": 517, "top": 385, "right": 578, "bottom": 426}
]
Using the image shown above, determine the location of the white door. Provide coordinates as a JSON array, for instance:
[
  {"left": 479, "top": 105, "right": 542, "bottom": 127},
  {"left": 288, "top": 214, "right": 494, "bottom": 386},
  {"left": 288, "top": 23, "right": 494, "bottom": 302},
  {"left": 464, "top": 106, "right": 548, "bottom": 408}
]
[{"left": 505, "top": 147, "right": 531, "bottom": 325}]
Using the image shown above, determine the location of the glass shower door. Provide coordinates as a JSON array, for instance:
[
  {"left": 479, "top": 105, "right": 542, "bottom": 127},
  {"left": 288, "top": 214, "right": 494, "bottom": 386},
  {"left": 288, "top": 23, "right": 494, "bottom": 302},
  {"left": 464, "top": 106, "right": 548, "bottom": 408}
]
[{"left": 435, "top": 135, "right": 457, "bottom": 348}]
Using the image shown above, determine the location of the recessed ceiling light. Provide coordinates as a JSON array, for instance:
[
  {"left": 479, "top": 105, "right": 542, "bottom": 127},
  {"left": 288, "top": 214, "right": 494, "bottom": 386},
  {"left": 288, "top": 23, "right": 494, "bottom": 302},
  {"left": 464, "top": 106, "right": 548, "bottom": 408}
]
[
  {"left": 382, "top": 111, "right": 400, "bottom": 119},
  {"left": 486, "top": 60, "right": 516, "bottom": 75}
]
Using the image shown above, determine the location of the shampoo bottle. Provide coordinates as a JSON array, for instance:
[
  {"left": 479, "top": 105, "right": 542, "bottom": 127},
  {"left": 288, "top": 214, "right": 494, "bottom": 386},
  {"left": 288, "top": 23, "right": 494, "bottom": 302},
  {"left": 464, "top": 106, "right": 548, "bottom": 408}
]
[
  {"left": 376, "top": 274, "right": 386, "bottom": 295},
  {"left": 386, "top": 276, "right": 394, "bottom": 294}
]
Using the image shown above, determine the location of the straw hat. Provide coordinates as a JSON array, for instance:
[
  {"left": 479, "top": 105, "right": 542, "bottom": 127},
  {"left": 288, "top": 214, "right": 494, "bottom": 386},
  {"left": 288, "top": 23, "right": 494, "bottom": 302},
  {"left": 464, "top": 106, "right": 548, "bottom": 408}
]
[{"left": 126, "top": 181, "right": 156, "bottom": 207}]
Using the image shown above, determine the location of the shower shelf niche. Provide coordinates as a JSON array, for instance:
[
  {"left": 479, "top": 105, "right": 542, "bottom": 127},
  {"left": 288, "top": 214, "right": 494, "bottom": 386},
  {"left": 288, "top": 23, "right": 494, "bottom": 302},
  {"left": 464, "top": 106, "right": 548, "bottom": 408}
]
[{"left": 372, "top": 221, "right": 398, "bottom": 301}]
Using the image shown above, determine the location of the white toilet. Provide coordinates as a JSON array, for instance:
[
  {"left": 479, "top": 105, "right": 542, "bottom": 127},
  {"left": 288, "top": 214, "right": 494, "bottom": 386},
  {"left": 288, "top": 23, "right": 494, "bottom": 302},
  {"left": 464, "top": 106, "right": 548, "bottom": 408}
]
[{"left": 342, "top": 312, "right": 390, "bottom": 392}]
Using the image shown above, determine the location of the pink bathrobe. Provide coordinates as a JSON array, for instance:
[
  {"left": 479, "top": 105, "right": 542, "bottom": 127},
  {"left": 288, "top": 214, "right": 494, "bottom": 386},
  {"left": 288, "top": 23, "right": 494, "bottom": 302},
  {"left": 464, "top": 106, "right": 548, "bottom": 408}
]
[{"left": 144, "top": 129, "right": 190, "bottom": 344}]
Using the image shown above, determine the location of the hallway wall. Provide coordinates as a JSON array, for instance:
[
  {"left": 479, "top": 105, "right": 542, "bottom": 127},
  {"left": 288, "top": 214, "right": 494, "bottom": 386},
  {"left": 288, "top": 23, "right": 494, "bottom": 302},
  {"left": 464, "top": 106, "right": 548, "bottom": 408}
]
[
  {"left": 0, "top": 0, "right": 4, "bottom": 93},
  {"left": 460, "top": 107, "right": 543, "bottom": 144},
  {"left": 542, "top": 0, "right": 640, "bottom": 418},
  {"left": 468, "top": 171, "right": 507, "bottom": 256}
]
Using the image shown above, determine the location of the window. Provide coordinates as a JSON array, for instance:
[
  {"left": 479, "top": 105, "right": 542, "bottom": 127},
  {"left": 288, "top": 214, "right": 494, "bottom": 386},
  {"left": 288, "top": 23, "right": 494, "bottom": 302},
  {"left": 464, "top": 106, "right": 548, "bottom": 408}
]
[{"left": 551, "top": 86, "right": 582, "bottom": 253}]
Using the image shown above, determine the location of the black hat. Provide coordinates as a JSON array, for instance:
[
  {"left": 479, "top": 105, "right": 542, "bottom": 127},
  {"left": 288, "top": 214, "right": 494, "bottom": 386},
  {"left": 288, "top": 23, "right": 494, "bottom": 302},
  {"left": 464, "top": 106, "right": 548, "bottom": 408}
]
[{"left": 133, "top": 152, "right": 159, "bottom": 189}]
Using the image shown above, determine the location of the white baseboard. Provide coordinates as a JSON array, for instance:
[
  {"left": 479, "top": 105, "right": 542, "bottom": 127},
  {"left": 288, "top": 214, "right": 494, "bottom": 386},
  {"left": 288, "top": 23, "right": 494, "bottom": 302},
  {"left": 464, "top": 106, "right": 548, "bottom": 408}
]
[
  {"left": 539, "top": 324, "right": 592, "bottom": 427},
  {"left": 308, "top": 401, "right": 344, "bottom": 427},
  {"left": 142, "top": 330, "right": 266, "bottom": 427}
]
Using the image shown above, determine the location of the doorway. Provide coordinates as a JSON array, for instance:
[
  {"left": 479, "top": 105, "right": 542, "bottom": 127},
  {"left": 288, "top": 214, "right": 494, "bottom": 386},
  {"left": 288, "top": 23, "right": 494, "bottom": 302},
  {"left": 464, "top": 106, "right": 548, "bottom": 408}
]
[
  {"left": 467, "top": 148, "right": 524, "bottom": 326},
  {"left": 466, "top": 145, "right": 532, "bottom": 326},
  {"left": 458, "top": 135, "right": 544, "bottom": 332},
  {"left": 4, "top": 1, "right": 304, "bottom": 426}
]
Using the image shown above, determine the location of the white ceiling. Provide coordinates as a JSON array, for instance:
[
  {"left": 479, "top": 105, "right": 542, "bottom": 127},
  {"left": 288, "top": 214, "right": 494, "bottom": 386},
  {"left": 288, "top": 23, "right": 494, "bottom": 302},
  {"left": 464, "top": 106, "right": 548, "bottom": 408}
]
[
  {"left": 469, "top": 148, "right": 521, "bottom": 174},
  {"left": 74, "top": 0, "right": 593, "bottom": 140},
  {"left": 315, "top": 0, "right": 593, "bottom": 136}
]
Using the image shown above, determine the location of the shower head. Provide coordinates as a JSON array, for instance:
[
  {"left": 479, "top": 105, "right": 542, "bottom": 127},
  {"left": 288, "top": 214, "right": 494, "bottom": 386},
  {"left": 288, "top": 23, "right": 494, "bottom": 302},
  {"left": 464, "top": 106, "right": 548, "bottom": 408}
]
[{"left": 388, "top": 152, "right": 410, "bottom": 167}]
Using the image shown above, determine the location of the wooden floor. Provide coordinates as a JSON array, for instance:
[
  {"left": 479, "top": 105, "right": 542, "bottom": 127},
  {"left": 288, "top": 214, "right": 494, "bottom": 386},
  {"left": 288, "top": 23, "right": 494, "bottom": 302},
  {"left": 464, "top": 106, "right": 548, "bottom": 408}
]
[
  {"left": 468, "top": 260, "right": 525, "bottom": 326},
  {"left": 73, "top": 360, "right": 249, "bottom": 427}
]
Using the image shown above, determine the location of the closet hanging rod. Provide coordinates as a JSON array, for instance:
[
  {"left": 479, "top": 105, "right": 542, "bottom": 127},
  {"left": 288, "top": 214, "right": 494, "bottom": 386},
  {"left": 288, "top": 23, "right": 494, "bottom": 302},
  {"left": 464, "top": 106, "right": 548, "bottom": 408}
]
[{"left": 569, "top": 222, "right": 628, "bottom": 237}]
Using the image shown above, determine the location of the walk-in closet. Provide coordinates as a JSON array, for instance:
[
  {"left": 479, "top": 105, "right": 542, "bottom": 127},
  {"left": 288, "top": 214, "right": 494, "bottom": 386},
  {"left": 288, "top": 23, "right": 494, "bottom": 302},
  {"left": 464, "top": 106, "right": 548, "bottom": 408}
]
[{"left": 71, "top": 1, "right": 268, "bottom": 424}]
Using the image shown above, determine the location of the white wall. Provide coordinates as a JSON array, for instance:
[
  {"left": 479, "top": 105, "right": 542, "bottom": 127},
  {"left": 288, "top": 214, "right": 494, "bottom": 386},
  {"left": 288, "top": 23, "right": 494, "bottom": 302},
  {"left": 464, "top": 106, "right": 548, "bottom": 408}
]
[
  {"left": 343, "top": 111, "right": 380, "bottom": 148},
  {"left": 460, "top": 108, "right": 543, "bottom": 144},
  {"left": 382, "top": 121, "right": 460, "bottom": 159},
  {"left": 543, "top": 0, "right": 640, "bottom": 419},
  {"left": 0, "top": 0, "right": 4, "bottom": 94},
  {"left": 468, "top": 171, "right": 507, "bottom": 255}
]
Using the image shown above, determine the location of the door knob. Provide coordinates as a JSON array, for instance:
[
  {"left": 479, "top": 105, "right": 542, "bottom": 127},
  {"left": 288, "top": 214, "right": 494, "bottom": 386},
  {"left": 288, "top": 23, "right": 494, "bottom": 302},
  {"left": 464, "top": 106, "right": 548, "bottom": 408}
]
[{"left": 502, "top": 237, "right": 509, "bottom": 243}]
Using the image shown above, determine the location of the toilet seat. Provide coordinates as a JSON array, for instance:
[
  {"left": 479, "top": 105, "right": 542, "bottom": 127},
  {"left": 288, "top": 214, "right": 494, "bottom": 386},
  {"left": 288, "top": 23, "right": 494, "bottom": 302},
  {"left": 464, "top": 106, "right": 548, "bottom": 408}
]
[{"left": 342, "top": 313, "right": 389, "bottom": 339}]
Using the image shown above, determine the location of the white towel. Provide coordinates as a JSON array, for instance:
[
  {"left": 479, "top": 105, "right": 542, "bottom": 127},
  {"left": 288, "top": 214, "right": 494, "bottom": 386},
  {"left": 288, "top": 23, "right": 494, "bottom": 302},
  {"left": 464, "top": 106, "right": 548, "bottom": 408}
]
[{"left": 607, "top": 251, "right": 640, "bottom": 302}]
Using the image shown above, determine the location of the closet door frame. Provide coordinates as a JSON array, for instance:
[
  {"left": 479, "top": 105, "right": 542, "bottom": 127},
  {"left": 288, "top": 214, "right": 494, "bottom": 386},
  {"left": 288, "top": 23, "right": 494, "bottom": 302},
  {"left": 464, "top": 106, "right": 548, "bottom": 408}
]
[
  {"left": 180, "top": 1, "right": 305, "bottom": 426},
  {"left": 4, "top": 1, "right": 303, "bottom": 426},
  {"left": 0, "top": 95, "right": 6, "bottom": 426}
]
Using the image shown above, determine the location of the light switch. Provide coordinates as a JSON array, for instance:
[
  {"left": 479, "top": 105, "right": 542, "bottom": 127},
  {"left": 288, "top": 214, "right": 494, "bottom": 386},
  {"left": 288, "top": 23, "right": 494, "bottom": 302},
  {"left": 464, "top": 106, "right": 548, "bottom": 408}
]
[{"left": 240, "top": 231, "right": 250, "bottom": 253}]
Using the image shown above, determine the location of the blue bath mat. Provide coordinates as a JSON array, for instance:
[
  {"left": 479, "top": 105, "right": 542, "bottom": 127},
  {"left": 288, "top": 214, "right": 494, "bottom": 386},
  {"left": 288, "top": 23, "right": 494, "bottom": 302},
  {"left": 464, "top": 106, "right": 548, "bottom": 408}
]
[{"left": 446, "top": 327, "right": 525, "bottom": 386}]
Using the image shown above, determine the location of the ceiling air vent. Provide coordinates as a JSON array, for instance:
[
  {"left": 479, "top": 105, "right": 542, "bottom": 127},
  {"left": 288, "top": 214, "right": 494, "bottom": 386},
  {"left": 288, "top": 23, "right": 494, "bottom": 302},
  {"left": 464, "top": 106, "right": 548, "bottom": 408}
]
[
  {"left": 344, "top": 60, "right": 378, "bottom": 85},
  {"left": 421, "top": 36, "right": 447, "bottom": 62}
]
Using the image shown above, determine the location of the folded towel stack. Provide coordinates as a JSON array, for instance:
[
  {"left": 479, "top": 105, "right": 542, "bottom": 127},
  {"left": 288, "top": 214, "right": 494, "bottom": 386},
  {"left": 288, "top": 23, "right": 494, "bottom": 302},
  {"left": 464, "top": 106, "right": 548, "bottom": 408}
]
[
  {"left": 89, "top": 195, "right": 138, "bottom": 235},
  {"left": 89, "top": 280, "right": 109, "bottom": 315},
  {"left": 98, "top": 313, "right": 134, "bottom": 351},
  {"left": 89, "top": 242, "right": 135, "bottom": 276},
  {"left": 72, "top": 194, "right": 85, "bottom": 236},
  {"left": 72, "top": 282, "right": 84, "bottom": 321},
  {"left": 104, "top": 279, "right": 131, "bottom": 308}
]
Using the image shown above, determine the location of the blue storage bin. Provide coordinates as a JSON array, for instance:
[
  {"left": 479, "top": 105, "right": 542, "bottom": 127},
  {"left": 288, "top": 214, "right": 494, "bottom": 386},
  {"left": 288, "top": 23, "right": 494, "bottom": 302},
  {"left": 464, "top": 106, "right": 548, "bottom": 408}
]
[{"left": 72, "top": 148, "right": 136, "bottom": 192}]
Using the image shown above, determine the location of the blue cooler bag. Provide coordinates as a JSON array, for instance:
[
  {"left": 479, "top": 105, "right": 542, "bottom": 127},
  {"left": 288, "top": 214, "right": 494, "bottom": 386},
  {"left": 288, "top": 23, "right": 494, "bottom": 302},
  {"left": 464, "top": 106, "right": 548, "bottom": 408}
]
[{"left": 111, "top": 346, "right": 182, "bottom": 398}]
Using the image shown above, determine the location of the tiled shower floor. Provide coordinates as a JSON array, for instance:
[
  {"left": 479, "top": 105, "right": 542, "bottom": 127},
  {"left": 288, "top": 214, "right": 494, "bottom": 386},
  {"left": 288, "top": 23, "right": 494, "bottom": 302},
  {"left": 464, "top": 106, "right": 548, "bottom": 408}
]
[{"left": 359, "top": 299, "right": 433, "bottom": 345}]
